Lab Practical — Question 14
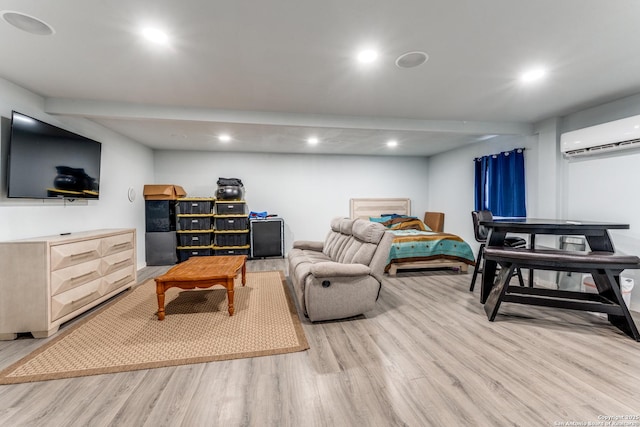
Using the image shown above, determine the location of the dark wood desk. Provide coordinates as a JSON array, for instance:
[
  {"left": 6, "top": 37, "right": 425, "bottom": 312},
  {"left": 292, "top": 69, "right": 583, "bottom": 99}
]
[{"left": 479, "top": 218, "right": 629, "bottom": 304}]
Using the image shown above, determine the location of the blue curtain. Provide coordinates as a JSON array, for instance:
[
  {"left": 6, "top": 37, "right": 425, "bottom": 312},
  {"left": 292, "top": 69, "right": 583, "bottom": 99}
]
[{"left": 474, "top": 148, "right": 526, "bottom": 217}]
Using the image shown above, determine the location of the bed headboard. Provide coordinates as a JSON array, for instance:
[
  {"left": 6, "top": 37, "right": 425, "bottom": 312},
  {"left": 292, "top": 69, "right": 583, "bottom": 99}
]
[{"left": 349, "top": 198, "right": 411, "bottom": 219}]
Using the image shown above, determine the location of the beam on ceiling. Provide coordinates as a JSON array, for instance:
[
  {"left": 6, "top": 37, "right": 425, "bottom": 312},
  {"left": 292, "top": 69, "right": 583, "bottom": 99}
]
[{"left": 44, "top": 98, "right": 534, "bottom": 136}]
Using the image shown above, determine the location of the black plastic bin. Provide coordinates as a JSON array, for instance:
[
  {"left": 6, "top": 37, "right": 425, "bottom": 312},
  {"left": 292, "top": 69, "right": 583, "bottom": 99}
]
[
  {"left": 214, "top": 216, "right": 249, "bottom": 230},
  {"left": 177, "top": 199, "right": 213, "bottom": 214},
  {"left": 215, "top": 231, "right": 249, "bottom": 246},
  {"left": 177, "top": 215, "right": 213, "bottom": 230},
  {"left": 177, "top": 231, "right": 212, "bottom": 246},
  {"left": 214, "top": 201, "right": 246, "bottom": 215},
  {"left": 177, "top": 247, "right": 212, "bottom": 262}
]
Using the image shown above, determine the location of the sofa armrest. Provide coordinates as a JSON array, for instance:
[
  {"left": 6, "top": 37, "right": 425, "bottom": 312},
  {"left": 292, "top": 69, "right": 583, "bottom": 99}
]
[
  {"left": 292, "top": 240, "right": 324, "bottom": 251},
  {"left": 310, "top": 262, "right": 371, "bottom": 277}
]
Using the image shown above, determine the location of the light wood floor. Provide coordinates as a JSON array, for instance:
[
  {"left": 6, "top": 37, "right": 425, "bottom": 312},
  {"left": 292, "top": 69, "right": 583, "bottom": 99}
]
[{"left": 1, "top": 259, "right": 639, "bottom": 426}]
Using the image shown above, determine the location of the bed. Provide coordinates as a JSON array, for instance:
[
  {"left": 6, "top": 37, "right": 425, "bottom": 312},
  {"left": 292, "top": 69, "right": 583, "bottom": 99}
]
[{"left": 349, "top": 198, "right": 476, "bottom": 276}]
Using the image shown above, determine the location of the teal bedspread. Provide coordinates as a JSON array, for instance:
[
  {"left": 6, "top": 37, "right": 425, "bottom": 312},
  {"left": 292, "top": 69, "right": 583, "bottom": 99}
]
[{"left": 386, "top": 229, "right": 476, "bottom": 270}]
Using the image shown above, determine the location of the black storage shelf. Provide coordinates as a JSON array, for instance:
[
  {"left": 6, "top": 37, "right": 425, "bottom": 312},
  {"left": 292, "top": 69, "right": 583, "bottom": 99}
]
[{"left": 212, "top": 185, "right": 249, "bottom": 257}]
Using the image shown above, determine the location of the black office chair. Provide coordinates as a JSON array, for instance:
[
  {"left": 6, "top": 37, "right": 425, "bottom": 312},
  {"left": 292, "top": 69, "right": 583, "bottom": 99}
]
[{"left": 469, "top": 210, "right": 527, "bottom": 292}]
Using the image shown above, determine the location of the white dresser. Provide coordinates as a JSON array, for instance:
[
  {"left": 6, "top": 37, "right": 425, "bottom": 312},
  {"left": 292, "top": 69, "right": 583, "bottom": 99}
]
[{"left": 0, "top": 229, "right": 137, "bottom": 340}]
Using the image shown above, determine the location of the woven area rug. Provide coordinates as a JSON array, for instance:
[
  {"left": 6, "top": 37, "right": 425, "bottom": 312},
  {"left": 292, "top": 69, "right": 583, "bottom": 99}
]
[{"left": 0, "top": 270, "right": 308, "bottom": 384}]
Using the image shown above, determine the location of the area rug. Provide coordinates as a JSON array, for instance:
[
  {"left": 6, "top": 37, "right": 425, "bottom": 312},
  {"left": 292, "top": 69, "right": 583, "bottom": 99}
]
[{"left": 0, "top": 270, "right": 309, "bottom": 384}]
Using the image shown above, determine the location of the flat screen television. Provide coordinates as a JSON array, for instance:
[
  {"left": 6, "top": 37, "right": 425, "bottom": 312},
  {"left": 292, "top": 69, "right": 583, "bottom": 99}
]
[{"left": 7, "top": 111, "right": 102, "bottom": 199}]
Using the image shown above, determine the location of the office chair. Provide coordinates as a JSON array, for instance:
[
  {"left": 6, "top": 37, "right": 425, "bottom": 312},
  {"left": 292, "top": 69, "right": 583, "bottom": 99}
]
[{"left": 469, "top": 210, "right": 527, "bottom": 292}]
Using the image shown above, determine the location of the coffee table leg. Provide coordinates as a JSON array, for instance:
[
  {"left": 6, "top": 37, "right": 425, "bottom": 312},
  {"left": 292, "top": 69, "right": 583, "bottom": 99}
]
[
  {"left": 156, "top": 282, "right": 166, "bottom": 321},
  {"left": 227, "top": 280, "right": 235, "bottom": 316},
  {"left": 241, "top": 260, "right": 246, "bottom": 286}
]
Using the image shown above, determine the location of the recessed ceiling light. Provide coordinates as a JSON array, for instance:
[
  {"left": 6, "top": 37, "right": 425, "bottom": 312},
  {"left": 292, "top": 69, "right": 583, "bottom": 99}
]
[
  {"left": 395, "top": 51, "right": 429, "bottom": 69},
  {"left": 386, "top": 140, "right": 398, "bottom": 148},
  {"left": 141, "top": 27, "right": 169, "bottom": 45},
  {"left": 357, "top": 49, "right": 378, "bottom": 64},
  {"left": 1, "top": 11, "right": 54, "bottom": 35},
  {"left": 520, "top": 67, "right": 547, "bottom": 83},
  {"left": 218, "top": 134, "right": 231, "bottom": 142},
  {"left": 307, "top": 137, "right": 319, "bottom": 145}
]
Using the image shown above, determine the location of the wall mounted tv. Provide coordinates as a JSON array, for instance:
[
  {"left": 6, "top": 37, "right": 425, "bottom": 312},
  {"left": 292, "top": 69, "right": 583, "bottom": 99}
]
[{"left": 7, "top": 111, "right": 102, "bottom": 199}]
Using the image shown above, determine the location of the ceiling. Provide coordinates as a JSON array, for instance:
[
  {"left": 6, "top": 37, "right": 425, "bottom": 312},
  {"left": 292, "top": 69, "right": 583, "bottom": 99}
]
[{"left": 1, "top": 0, "right": 639, "bottom": 157}]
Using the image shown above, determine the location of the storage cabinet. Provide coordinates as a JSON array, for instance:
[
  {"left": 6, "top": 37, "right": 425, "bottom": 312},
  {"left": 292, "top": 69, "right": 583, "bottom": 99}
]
[
  {"left": 250, "top": 218, "right": 284, "bottom": 258},
  {"left": 213, "top": 200, "right": 250, "bottom": 256},
  {"left": 145, "top": 200, "right": 177, "bottom": 265},
  {"left": 0, "top": 229, "right": 137, "bottom": 340},
  {"left": 145, "top": 200, "right": 176, "bottom": 232},
  {"left": 176, "top": 197, "right": 215, "bottom": 262}
]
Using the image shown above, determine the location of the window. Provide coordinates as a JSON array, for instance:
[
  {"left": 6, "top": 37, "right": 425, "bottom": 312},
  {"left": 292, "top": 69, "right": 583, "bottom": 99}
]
[{"left": 474, "top": 148, "right": 526, "bottom": 217}]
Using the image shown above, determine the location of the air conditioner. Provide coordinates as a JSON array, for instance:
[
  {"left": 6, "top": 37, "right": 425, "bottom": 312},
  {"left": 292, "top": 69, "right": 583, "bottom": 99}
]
[{"left": 560, "top": 114, "right": 640, "bottom": 157}]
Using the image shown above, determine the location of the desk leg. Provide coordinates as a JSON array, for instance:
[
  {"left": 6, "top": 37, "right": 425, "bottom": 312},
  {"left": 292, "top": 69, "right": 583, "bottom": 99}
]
[
  {"left": 156, "top": 282, "right": 166, "bottom": 321},
  {"left": 484, "top": 264, "right": 515, "bottom": 320},
  {"left": 481, "top": 230, "right": 506, "bottom": 303},
  {"left": 586, "top": 232, "right": 615, "bottom": 253},
  {"left": 595, "top": 271, "right": 640, "bottom": 341},
  {"left": 227, "top": 279, "right": 235, "bottom": 316}
]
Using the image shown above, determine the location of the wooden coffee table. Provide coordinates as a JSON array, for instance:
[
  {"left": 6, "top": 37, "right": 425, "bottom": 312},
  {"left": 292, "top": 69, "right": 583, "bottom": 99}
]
[{"left": 154, "top": 255, "right": 247, "bottom": 320}]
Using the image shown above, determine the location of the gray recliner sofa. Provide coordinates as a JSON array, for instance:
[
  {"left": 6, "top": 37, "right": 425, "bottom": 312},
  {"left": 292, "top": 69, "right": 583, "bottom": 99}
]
[{"left": 287, "top": 217, "right": 394, "bottom": 322}]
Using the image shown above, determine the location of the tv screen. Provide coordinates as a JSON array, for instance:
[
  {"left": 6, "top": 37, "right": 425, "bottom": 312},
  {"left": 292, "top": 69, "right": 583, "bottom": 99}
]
[{"left": 7, "top": 111, "right": 102, "bottom": 199}]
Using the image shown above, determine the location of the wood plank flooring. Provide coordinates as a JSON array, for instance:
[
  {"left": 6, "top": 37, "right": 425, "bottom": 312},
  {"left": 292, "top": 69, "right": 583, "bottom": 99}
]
[{"left": 1, "top": 259, "right": 639, "bottom": 426}]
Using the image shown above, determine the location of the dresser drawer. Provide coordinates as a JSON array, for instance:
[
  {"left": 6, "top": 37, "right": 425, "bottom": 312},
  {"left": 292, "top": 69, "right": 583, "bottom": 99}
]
[
  {"left": 101, "top": 249, "right": 134, "bottom": 276},
  {"left": 50, "top": 259, "right": 102, "bottom": 296},
  {"left": 50, "top": 239, "right": 102, "bottom": 271},
  {"left": 100, "top": 267, "right": 135, "bottom": 296},
  {"left": 101, "top": 232, "right": 134, "bottom": 257},
  {"left": 50, "top": 279, "right": 102, "bottom": 321}
]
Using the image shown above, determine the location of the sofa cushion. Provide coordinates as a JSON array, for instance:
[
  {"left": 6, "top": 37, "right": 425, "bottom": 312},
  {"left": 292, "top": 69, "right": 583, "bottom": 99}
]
[
  {"left": 352, "top": 219, "right": 386, "bottom": 244},
  {"left": 339, "top": 218, "right": 356, "bottom": 234},
  {"left": 323, "top": 218, "right": 355, "bottom": 260},
  {"left": 336, "top": 220, "right": 386, "bottom": 264},
  {"left": 345, "top": 242, "right": 378, "bottom": 265}
]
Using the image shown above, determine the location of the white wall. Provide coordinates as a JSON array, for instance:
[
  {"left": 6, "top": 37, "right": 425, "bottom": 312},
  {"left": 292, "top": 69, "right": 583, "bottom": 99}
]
[
  {"left": 560, "top": 93, "right": 640, "bottom": 311},
  {"left": 153, "top": 150, "right": 430, "bottom": 249},
  {"left": 0, "top": 78, "right": 155, "bottom": 269}
]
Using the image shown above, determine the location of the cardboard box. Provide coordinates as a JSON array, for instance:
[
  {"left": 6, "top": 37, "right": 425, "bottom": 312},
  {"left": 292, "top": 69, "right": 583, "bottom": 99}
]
[{"left": 143, "top": 185, "right": 187, "bottom": 200}]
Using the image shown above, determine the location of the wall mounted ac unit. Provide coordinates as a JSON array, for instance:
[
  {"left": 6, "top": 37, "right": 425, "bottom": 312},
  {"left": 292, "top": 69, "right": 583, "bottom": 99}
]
[{"left": 560, "top": 114, "right": 640, "bottom": 157}]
